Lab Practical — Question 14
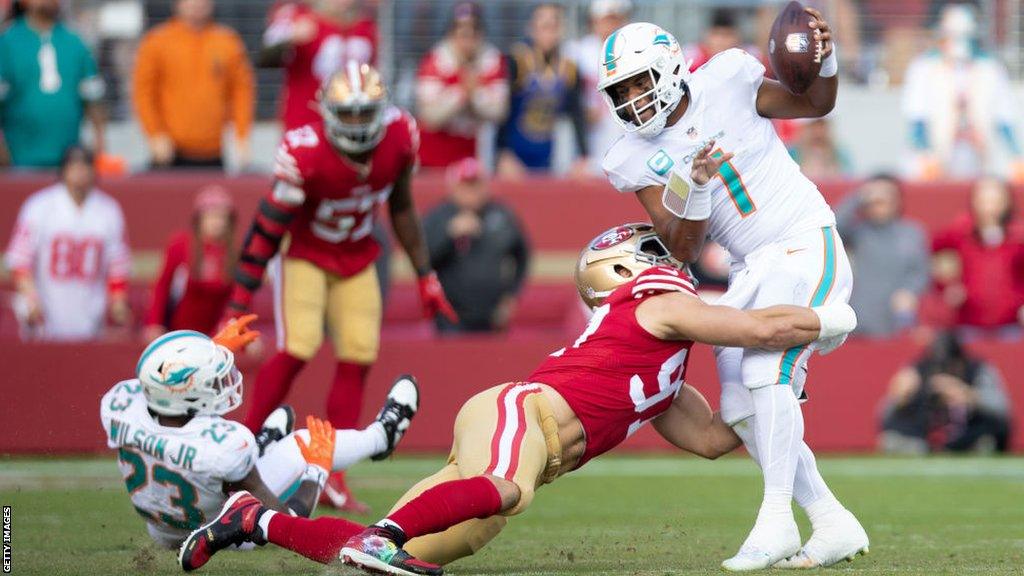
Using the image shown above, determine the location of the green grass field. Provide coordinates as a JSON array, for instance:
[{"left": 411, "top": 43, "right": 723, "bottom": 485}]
[{"left": 2, "top": 455, "right": 1023, "bottom": 575}]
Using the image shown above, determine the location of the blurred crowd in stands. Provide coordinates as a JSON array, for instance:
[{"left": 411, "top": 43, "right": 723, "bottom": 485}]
[{"left": 0, "top": 0, "right": 1021, "bottom": 453}]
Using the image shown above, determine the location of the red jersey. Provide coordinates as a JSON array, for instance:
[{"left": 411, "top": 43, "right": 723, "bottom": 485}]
[
  {"left": 932, "top": 215, "right": 1024, "bottom": 328},
  {"left": 267, "top": 5, "right": 377, "bottom": 130},
  {"left": 272, "top": 107, "right": 418, "bottom": 277},
  {"left": 528, "top": 266, "right": 698, "bottom": 467},
  {"left": 144, "top": 231, "right": 232, "bottom": 335},
  {"left": 415, "top": 40, "right": 508, "bottom": 168}
]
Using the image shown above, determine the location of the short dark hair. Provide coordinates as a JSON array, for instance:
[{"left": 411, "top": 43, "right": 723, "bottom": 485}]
[
  {"left": 710, "top": 8, "right": 738, "bottom": 29},
  {"left": 59, "top": 145, "right": 95, "bottom": 175},
  {"left": 864, "top": 172, "right": 902, "bottom": 190},
  {"left": 448, "top": 1, "right": 484, "bottom": 33}
]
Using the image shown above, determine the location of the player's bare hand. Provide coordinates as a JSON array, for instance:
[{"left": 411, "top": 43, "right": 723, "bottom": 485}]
[
  {"left": 213, "top": 313, "right": 261, "bottom": 353},
  {"left": 295, "top": 416, "right": 335, "bottom": 472},
  {"left": 690, "top": 141, "right": 732, "bottom": 186},
  {"left": 805, "top": 7, "right": 833, "bottom": 59}
]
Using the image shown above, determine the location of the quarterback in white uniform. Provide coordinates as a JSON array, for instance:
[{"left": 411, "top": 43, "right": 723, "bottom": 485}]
[
  {"left": 99, "top": 317, "right": 419, "bottom": 550},
  {"left": 598, "top": 14, "right": 869, "bottom": 571}
]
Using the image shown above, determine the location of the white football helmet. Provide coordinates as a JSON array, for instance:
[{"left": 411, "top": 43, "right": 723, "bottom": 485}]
[
  {"left": 136, "top": 330, "right": 242, "bottom": 417},
  {"left": 596, "top": 22, "right": 690, "bottom": 138}
]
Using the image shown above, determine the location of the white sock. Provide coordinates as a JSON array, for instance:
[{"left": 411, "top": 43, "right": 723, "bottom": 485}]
[
  {"left": 736, "top": 412, "right": 843, "bottom": 525},
  {"left": 751, "top": 386, "right": 804, "bottom": 519},
  {"left": 793, "top": 442, "right": 841, "bottom": 516},
  {"left": 732, "top": 416, "right": 761, "bottom": 466},
  {"left": 257, "top": 510, "right": 277, "bottom": 540},
  {"left": 333, "top": 423, "right": 388, "bottom": 470}
]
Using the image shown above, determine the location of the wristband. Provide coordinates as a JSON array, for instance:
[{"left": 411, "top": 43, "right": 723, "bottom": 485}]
[
  {"left": 812, "top": 303, "right": 856, "bottom": 339},
  {"left": 819, "top": 44, "right": 838, "bottom": 78},
  {"left": 662, "top": 171, "right": 713, "bottom": 221},
  {"left": 300, "top": 463, "right": 328, "bottom": 488}
]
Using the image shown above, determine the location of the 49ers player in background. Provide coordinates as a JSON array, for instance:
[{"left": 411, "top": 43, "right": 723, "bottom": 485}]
[
  {"left": 226, "top": 62, "right": 456, "bottom": 513},
  {"left": 182, "top": 223, "right": 858, "bottom": 576},
  {"left": 261, "top": 0, "right": 376, "bottom": 130}
]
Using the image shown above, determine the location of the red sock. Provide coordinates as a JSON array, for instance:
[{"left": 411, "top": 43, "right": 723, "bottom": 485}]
[
  {"left": 243, "top": 352, "right": 306, "bottom": 432},
  {"left": 386, "top": 476, "right": 504, "bottom": 540},
  {"left": 326, "top": 361, "right": 370, "bottom": 428},
  {"left": 265, "top": 512, "right": 365, "bottom": 564}
]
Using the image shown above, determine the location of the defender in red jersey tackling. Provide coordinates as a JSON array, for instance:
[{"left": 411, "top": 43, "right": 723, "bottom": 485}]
[
  {"left": 185, "top": 223, "right": 856, "bottom": 575},
  {"left": 227, "top": 61, "right": 455, "bottom": 512}
]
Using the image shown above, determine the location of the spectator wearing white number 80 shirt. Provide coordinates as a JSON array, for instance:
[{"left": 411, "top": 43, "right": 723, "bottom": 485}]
[{"left": 5, "top": 145, "right": 131, "bottom": 341}]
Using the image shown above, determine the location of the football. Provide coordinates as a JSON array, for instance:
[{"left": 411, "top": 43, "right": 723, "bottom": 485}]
[{"left": 768, "top": 0, "right": 823, "bottom": 94}]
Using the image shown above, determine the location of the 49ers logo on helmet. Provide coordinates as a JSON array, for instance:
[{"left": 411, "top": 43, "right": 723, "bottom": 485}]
[{"left": 591, "top": 226, "right": 635, "bottom": 250}]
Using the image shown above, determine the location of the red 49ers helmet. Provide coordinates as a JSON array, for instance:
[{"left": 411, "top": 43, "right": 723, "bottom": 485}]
[{"left": 317, "top": 61, "right": 388, "bottom": 154}]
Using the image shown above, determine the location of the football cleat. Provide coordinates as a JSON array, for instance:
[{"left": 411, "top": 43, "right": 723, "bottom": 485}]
[
  {"left": 341, "top": 526, "right": 443, "bottom": 576},
  {"left": 320, "top": 470, "right": 370, "bottom": 514},
  {"left": 178, "top": 491, "right": 267, "bottom": 572},
  {"left": 774, "top": 508, "right": 870, "bottom": 569},
  {"left": 255, "top": 404, "right": 295, "bottom": 456},
  {"left": 722, "top": 515, "right": 801, "bottom": 571},
  {"left": 372, "top": 375, "right": 420, "bottom": 461}
]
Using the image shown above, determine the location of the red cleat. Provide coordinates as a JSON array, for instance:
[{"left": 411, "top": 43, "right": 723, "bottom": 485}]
[
  {"left": 320, "top": 470, "right": 370, "bottom": 514},
  {"left": 178, "top": 491, "right": 266, "bottom": 572}
]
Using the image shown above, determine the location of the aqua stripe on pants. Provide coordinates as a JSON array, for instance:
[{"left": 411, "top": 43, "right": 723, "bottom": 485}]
[{"left": 778, "top": 227, "right": 836, "bottom": 385}]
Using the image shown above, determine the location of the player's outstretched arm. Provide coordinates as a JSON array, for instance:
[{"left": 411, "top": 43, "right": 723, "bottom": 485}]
[
  {"left": 389, "top": 164, "right": 458, "bottom": 321},
  {"left": 226, "top": 181, "right": 304, "bottom": 315},
  {"left": 637, "top": 291, "right": 855, "bottom": 349},
  {"left": 756, "top": 8, "right": 837, "bottom": 119},
  {"left": 652, "top": 384, "right": 741, "bottom": 459}
]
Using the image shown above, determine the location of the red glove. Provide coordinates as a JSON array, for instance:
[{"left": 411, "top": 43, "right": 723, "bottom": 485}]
[{"left": 418, "top": 272, "right": 458, "bottom": 323}]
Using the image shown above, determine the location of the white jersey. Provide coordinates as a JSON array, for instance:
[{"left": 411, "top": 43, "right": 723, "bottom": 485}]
[
  {"left": 99, "top": 380, "right": 257, "bottom": 547},
  {"left": 602, "top": 49, "right": 835, "bottom": 260},
  {"left": 4, "top": 185, "right": 131, "bottom": 340}
]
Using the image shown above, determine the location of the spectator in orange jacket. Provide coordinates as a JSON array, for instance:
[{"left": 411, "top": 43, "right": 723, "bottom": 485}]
[
  {"left": 143, "top": 185, "right": 237, "bottom": 339},
  {"left": 133, "top": 0, "right": 254, "bottom": 169}
]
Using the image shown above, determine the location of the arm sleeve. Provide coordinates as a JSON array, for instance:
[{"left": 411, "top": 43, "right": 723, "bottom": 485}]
[
  {"left": 423, "top": 205, "right": 456, "bottom": 269},
  {"left": 900, "top": 225, "right": 931, "bottom": 295},
  {"left": 972, "top": 363, "right": 1011, "bottom": 419},
  {"left": 229, "top": 141, "right": 307, "bottom": 311},
  {"left": 414, "top": 54, "right": 467, "bottom": 130},
  {"left": 144, "top": 234, "right": 187, "bottom": 328},
  {"left": 227, "top": 33, "right": 255, "bottom": 141},
  {"left": 4, "top": 197, "right": 40, "bottom": 273},
  {"left": 132, "top": 34, "right": 166, "bottom": 137},
  {"left": 77, "top": 38, "right": 106, "bottom": 103},
  {"left": 565, "top": 61, "right": 589, "bottom": 157},
  {"left": 495, "top": 54, "right": 517, "bottom": 152},
  {"left": 105, "top": 203, "right": 131, "bottom": 294},
  {"left": 902, "top": 58, "right": 931, "bottom": 150},
  {"left": 508, "top": 209, "right": 531, "bottom": 295},
  {"left": 470, "top": 50, "right": 509, "bottom": 123},
  {"left": 990, "top": 62, "right": 1022, "bottom": 156}
]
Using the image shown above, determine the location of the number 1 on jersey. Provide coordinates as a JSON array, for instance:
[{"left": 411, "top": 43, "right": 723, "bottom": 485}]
[{"left": 711, "top": 150, "right": 756, "bottom": 217}]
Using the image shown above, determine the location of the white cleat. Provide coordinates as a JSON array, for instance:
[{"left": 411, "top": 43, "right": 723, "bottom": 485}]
[
  {"left": 722, "top": 517, "right": 801, "bottom": 571},
  {"left": 773, "top": 508, "right": 869, "bottom": 569},
  {"left": 371, "top": 374, "right": 420, "bottom": 461}
]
